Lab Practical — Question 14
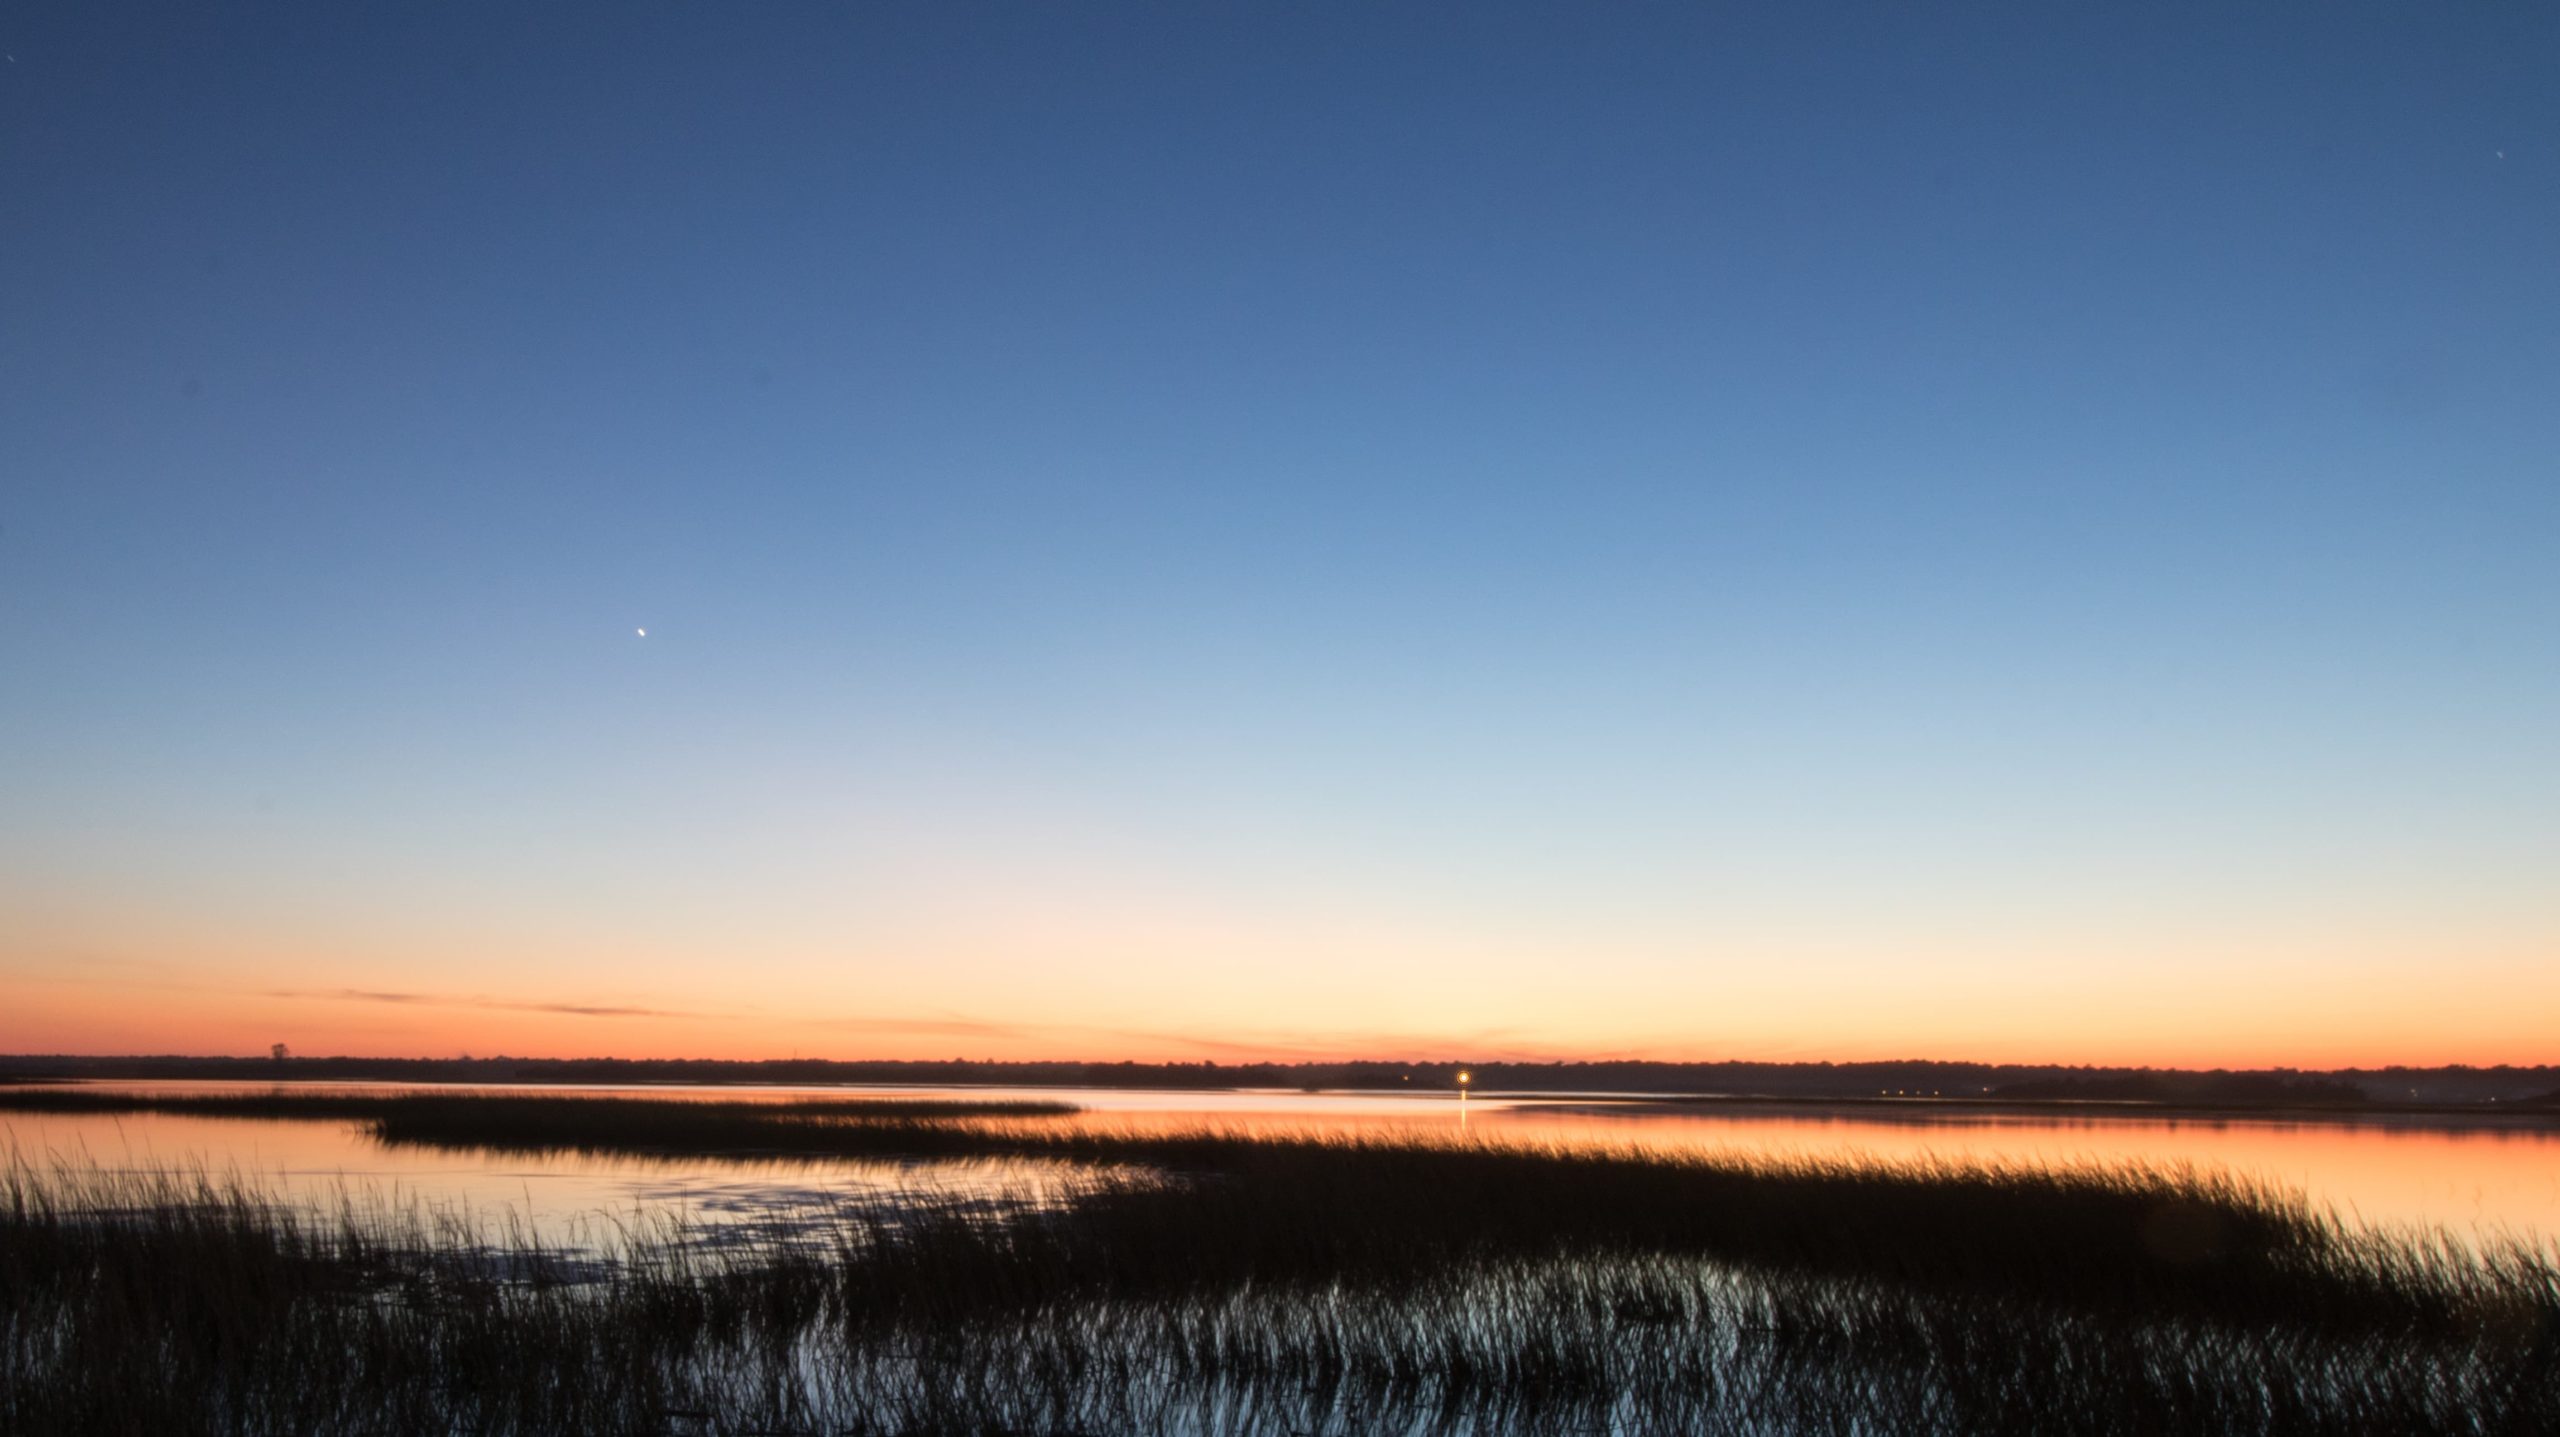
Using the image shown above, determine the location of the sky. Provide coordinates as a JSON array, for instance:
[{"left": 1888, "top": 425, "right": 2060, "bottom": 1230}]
[{"left": 3, "top": 3, "right": 2555, "bottom": 1068}]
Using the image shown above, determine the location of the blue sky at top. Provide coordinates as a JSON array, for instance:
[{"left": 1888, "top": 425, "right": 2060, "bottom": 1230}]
[{"left": 2, "top": 3, "right": 2554, "bottom": 1059}]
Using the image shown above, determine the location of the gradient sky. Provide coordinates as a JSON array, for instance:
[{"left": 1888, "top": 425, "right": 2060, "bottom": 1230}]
[{"left": 4, "top": 3, "right": 2556, "bottom": 1067}]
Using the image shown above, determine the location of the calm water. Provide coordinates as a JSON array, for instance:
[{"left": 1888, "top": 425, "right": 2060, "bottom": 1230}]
[{"left": 7, "top": 1081, "right": 2557, "bottom": 1247}]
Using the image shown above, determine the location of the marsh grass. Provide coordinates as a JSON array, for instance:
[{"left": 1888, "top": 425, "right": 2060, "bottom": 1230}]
[{"left": 4, "top": 1094, "right": 2556, "bottom": 1434}]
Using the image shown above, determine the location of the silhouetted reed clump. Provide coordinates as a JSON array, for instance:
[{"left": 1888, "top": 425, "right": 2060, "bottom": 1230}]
[
  {"left": 4, "top": 1094, "right": 2556, "bottom": 1435},
  {"left": 0, "top": 1087, "right": 1074, "bottom": 1125}
]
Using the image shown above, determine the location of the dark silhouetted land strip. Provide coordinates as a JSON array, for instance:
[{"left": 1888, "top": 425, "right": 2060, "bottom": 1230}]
[{"left": 12, "top": 1051, "right": 2560, "bottom": 1111}]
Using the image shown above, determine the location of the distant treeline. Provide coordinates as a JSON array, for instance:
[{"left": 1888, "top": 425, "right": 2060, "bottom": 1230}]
[{"left": 4, "top": 1053, "right": 2557, "bottom": 1106}]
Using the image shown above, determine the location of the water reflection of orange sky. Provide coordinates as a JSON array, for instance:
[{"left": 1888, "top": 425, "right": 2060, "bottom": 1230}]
[
  {"left": 0, "top": 1103, "right": 1113, "bottom": 1250},
  {"left": 1480, "top": 1106, "right": 2560, "bottom": 1241},
  {"left": 6, "top": 1083, "right": 2556, "bottom": 1244}
]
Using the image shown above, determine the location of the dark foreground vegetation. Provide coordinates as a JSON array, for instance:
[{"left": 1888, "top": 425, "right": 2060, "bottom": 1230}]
[{"left": 5, "top": 1094, "right": 2556, "bottom": 1435}]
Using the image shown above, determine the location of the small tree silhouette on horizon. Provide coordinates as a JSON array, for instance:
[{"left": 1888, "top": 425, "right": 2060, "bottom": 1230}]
[{"left": 270, "top": 1043, "right": 289, "bottom": 1062}]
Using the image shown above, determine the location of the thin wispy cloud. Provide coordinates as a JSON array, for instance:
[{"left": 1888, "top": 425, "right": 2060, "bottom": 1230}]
[
  {"left": 1111, "top": 1025, "right": 1577, "bottom": 1064},
  {"left": 267, "top": 989, "right": 693, "bottom": 1020},
  {"left": 255, "top": 991, "right": 1677, "bottom": 1061},
  {"left": 807, "top": 1010, "right": 1587, "bottom": 1063},
  {"left": 807, "top": 1014, "right": 1047, "bottom": 1042}
]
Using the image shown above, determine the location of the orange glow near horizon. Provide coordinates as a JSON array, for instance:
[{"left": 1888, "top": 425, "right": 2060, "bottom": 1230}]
[
  {"left": 6, "top": 960, "right": 2555, "bottom": 1071},
  {"left": 7, "top": 884, "right": 2555, "bottom": 1070}
]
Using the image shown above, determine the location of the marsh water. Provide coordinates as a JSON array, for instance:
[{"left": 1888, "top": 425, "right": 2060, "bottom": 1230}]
[{"left": 7, "top": 1081, "right": 2556, "bottom": 1249}]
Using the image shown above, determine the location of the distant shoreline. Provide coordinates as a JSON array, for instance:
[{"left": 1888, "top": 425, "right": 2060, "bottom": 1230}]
[
  {"left": 5, "top": 1052, "right": 2554, "bottom": 1124},
  {"left": 1568, "top": 1091, "right": 2560, "bottom": 1130}
]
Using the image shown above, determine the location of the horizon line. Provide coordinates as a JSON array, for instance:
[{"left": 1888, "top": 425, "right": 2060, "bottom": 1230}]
[{"left": 7, "top": 1050, "right": 2556, "bottom": 1075}]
